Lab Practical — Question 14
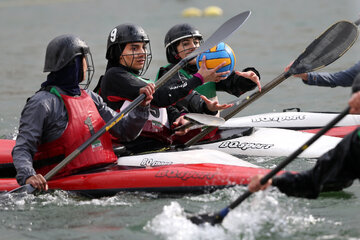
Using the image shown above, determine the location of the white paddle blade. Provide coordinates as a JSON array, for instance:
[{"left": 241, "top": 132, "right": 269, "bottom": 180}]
[{"left": 185, "top": 113, "right": 225, "bottom": 126}]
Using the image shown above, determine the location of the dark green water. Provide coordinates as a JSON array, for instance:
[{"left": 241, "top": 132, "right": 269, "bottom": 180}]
[{"left": 0, "top": 0, "right": 359, "bottom": 239}]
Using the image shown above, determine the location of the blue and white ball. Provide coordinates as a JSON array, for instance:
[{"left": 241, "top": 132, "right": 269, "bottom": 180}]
[{"left": 196, "top": 42, "right": 236, "bottom": 77}]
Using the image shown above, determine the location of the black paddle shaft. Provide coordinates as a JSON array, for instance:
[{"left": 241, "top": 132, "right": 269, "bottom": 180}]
[{"left": 184, "top": 20, "right": 359, "bottom": 147}]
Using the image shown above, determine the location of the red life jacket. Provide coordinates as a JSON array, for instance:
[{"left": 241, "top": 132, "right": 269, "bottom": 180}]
[{"left": 33, "top": 90, "right": 117, "bottom": 178}]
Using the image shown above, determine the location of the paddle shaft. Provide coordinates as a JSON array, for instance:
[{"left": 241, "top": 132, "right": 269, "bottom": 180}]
[{"left": 184, "top": 72, "right": 290, "bottom": 146}]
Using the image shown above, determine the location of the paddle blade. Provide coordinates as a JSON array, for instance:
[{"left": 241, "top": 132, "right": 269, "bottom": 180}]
[
  {"left": 290, "top": 21, "right": 358, "bottom": 75},
  {"left": 186, "top": 11, "right": 251, "bottom": 61},
  {"left": 189, "top": 213, "right": 224, "bottom": 225},
  {"left": 184, "top": 113, "right": 225, "bottom": 127}
]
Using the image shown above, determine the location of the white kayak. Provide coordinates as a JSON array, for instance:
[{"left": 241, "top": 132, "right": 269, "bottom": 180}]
[
  {"left": 221, "top": 111, "right": 360, "bottom": 129},
  {"left": 188, "top": 127, "right": 342, "bottom": 158}
]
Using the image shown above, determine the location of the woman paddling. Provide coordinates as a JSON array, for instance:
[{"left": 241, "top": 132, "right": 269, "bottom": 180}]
[{"left": 12, "top": 34, "right": 155, "bottom": 191}]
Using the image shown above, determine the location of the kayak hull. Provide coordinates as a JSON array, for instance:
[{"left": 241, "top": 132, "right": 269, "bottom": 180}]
[
  {"left": 48, "top": 163, "right": 270, "bottom": 197},
  {"left": 0, "top": 147, "right": 272, "bottom": 197},
  {"left": 0, "top": 164, "right": 271, "bottom": 197}
]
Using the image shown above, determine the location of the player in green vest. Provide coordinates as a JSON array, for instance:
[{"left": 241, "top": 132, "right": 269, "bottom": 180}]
[{"left": 156, "top": 23, "right": 261, "bottom": 116}]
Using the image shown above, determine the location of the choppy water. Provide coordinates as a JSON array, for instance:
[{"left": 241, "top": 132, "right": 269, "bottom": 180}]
[{"left": 1, "top": 0, "right": 360, "bottom": 239}]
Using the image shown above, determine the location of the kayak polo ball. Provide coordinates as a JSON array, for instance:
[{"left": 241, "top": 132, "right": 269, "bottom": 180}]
[{"left": 196, "top": 42, "right": 236, "bottom": 78}]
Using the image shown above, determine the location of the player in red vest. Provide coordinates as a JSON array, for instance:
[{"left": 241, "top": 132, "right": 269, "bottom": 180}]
[{"left": 12, "top": 34, "right": 154, "bottom": 191}]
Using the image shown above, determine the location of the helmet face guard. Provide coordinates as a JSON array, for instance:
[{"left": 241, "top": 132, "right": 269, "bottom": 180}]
[
  {"left": 119, "top": 41, "right": 152, "bottom": 76},
  {"left": 79, "top": 49, "right": 95, "bottom": 89},
  {"left": 173, "top": 37, "right": 203, "bottom": 59}
]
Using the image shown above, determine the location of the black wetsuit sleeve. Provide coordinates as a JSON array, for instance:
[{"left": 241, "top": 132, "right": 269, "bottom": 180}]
[
  {"left": 152, "top": 75, "right": 203, "bottom": 107},
  {"left": 272, "top": 128, "right": 360, "bottom": 199},
  {"left": 216, "top": 67, "right": 260, "bottom": 97}
]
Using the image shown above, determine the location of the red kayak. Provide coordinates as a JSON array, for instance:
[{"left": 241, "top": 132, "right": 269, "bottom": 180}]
[
  {"left": 0, "top": 163, "right": 274, "bottom": 198},
  {"left": 0, "top": 139, "right": 277, "bottom": 197}
]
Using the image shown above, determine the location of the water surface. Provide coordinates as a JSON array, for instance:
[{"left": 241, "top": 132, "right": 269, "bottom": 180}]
[{"left": 0, "top": 0, "right": 359, "bottom": 239}]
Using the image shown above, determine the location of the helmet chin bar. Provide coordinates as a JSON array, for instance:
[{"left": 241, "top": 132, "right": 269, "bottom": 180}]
[{"left": 79, "top": 52, "right": 95, "bottom": 89}]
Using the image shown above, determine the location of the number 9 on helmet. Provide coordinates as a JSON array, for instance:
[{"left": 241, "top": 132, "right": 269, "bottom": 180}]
[{"left": 196, "top": 42, "right": 236, "bottom": 78}]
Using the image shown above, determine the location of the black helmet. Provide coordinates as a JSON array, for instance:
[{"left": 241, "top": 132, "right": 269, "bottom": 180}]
[
  {"left": 106, "top": 24, "right": 152, "bottom": 75},
  {"left": 43, "top": 34, "right": 95, "bottom": 89},
  {"left": 164, "top": 24, "right": 203, "bottom": 64},
  {"left": 106, "top": 24, "right": 150, "bottom": 60}
]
